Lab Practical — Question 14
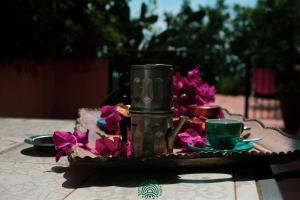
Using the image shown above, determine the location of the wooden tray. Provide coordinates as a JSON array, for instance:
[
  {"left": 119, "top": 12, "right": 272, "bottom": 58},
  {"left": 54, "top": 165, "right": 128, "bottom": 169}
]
[{"left": 69, "top": 108, "right": 300, "bottom": 168}]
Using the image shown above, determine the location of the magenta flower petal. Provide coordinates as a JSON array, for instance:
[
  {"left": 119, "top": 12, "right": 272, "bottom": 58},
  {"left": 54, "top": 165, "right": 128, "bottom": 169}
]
[
  {"left": 112, "top": 137, "right": 121, "bottom": 155},
  {"left": 95, "top": 139, "right": 108, "bottom": 156},
  {"left": 195, "top": 95, "right": 206, "bottom": 105},
  {"left": 73, "top": 130, "right": 89, "bottom": 145},
  {"left": 85, "top": 144, "right": 98, "bottom": 154},
  {"left": 178, "top": 105, "right": 190, "bottom": 116},
  {"left": 55, "top": 150, "right": 65, "bottom": 162},
  {"left": 187, "top": 65, "right": 202, "bottom": 80},
  {"left": 95, "top": 138, "right": 110, "bottom": 156},
  {"left": 95, "top": 136, "right": 132, "bottom": 157},
  {"left": 95, "top": 137, "right": 119, "bottom": 156},
  {"left": 172, "top": 65, "right": 216, "bottom": 116},
  {"left": 119, "top": 139, "right": 132, "bottom": 157},
  {"left": 53, "top": 131, "right": 78, "bottom": 162},
  {"left": 53, "top": 131, "right": 77, "bottom": 149},
  {"left": 100, "top": 105, "right": 123, "bottom": 133},
  {"left": 100, "top": 105, "right": 117, "bottom": 118},
  {"left": 105, "top": 112, "right": 123, "bottom": 133},
  {"left": 173, "top": 72, "right": 185, "bottom": 95},
  {"left": 178, "top": 128, "right": 205, "bottom": 148},
  {"left": 53, "top": 130, "right": 96, "bottom": 161},
  {"left": 196, "top": 84, "right": 216, "bottom": 104}
]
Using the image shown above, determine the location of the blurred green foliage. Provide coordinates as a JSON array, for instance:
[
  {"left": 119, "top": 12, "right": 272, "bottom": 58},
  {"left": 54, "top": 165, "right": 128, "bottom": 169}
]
[
  {"left": 0, "top": 0, "right": 147, "bottom": 58},
  {"left": 0, "top": 0, "right": 157, "bottom": 60},
  {"left": 145, "top": 0, "right": 300, "bottom": 93},
  {"left": 1, "top": 0, "right": 299, "bottom": 93},
  {"left": 230, "top": 0, "right": 300, "bottom": 92},
  {"left": 144, "top": 0, "right": 234, "bottom": 89}
]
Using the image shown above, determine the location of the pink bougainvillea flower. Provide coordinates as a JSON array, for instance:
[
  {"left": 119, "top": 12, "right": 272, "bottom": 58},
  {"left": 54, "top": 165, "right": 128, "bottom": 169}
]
[
  {"left": 100, "top": 105, "right": 117, "bottom": 118},
  {"left": 172, "top": 65, "right": 216, "bottom": 117},
  {"left": 185, "top": 65, "right": 203, "bottom": 90},
  {"left": 184, "top": 77, "right": 199, "bottom": 91},
  {"left": 177, "top": 105, "right": 190, "bottom": 116},
  {"left": 177, "top": 128, "right": 206, "bottom": 149},
  {"left": 72, "top": 130, "right": 97, "bottom": 154},
  {"left": 187, "top": 65, "right": 202, "bottom": 81},
  {"left": 95, "top": 136, "right": 132, "bottom": 157},
  {"left": 100, "top": 105, "right": 123, "bottom": 133},
  {"left": 53, "top": 129, "right": 132, "bottom": 161},
  {"left": 95, "top": 136, "right": 119, "bottom": 156},
  {"left": 53, "top": 131, "right": 77, "bottom": 162},
  {"left": 53, "top": 131, "right": 77, "bottom": 150},
  {"left": 53, "top": 130, "right": 96, "bottom": 161},
  {"left": 172, "top": 72, "right": 185, "bottom": 96},
  {"left": 73, "top": 130, "right": 88, "bottom": 147},
  {"left": 196, "top": 83, "right": 216, "bottom": 104}
]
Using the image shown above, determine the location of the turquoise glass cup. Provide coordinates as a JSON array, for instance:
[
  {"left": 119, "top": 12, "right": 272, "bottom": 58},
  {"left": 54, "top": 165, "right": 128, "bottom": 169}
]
[{"left": 205, "top": 119, "right": 244, "bottom": 149}]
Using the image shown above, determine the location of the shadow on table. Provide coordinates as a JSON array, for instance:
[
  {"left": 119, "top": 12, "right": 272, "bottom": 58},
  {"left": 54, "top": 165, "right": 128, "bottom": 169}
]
[
  {"left": 20, "top": 147, "right": 55, "bottom": 157},
  {"left": 51, "top": 166, "right": 235, "bottom": 189}
]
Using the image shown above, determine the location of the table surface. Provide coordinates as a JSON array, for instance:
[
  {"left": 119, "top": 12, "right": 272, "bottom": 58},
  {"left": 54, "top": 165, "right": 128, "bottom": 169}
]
[{"left": 0, "top": 117, "right": 288, "bottom": 200}]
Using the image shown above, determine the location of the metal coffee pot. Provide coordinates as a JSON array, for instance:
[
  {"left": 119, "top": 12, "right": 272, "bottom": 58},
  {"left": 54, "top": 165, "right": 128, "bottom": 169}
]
[
  {"left": 131, "top": 64, "right": 173, "bottom": 111},
  {"left": 130, "top": 111, "right": 188, "bottom": 157},
  {"left": 130, "top": 64, "right": 188, "bottom": 158}
]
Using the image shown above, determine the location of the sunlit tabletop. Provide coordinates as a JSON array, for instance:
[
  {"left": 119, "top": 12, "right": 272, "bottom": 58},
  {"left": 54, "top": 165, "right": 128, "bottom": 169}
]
[{"left": 0, "top": 117, "right": 283, "bottom": 200}]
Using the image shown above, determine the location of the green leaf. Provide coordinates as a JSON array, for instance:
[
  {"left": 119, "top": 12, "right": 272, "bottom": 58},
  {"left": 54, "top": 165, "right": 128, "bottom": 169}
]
[
  {"left": 140, "top": 2, "right": 147, "bottom": 20},
  {"left": 142, "top": 15, "right": 158, "bottom": 24}
]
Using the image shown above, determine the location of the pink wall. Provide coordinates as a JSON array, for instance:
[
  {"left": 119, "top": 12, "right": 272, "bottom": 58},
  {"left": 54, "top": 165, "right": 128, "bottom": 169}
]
[{"left": 0, "top": 59, "right": 108, "bottom": 119}]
